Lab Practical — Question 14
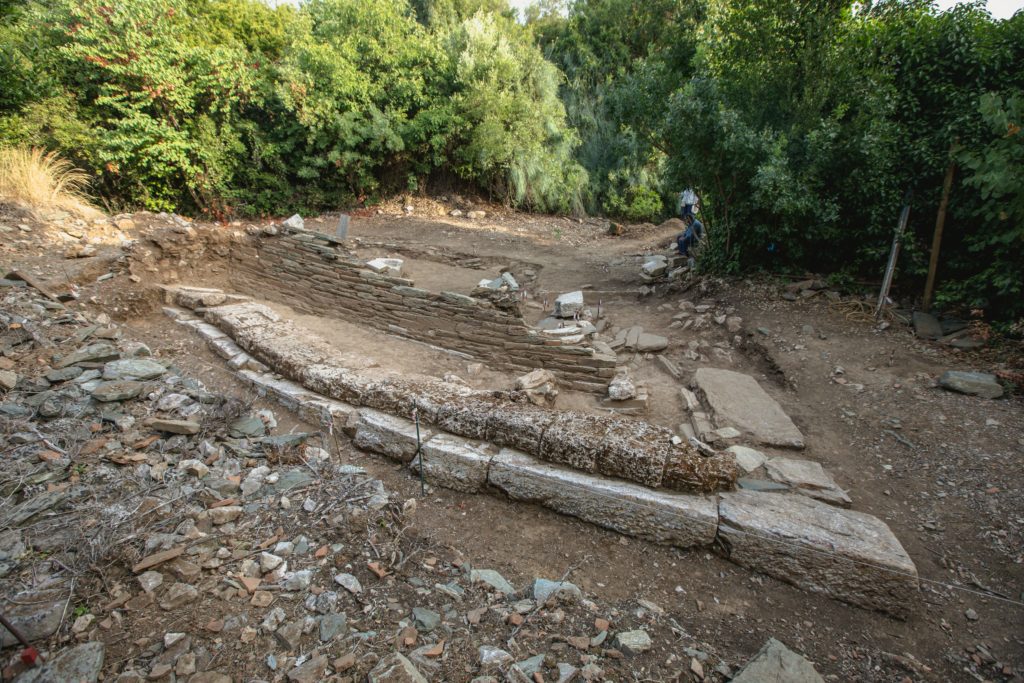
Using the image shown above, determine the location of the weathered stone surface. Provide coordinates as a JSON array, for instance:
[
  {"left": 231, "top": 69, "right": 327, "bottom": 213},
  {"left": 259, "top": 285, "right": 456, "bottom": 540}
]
[
  {"left": 287, "top": 655, "right": 328, "bottom": 683},
  {"left": 353, "top": 409, "right": 431, "bottom": 463},
  {"left": 538, "top": 412, "right": 606, "bottom": 472},
  {"left": 938, "top": 371, "right": 1003, "bottom": 399},
  {"left": 635, "top": 333, "right": 668, "bottom": 352},
  {"left": 765, "top": 458, "right": 851, "bottom": 507},
  {"left": 0, "top": 592, "right": 64, "bottom": 647},
  {"left": 16, "top": 641, "right": 104, "bottom": 683},
  {"left": 614, "top": 629, "right": 652, "bottom": 655},
  {"left": 56, "top": 343, "right": 119, "bottom": 368},
  {"left": 91, "top": 380, "right": 144, "bottom": 402},
  {"left": 283, "top": 214, "right": 304, "bottom": 231},
  {"left": 366, "top": 258, "right": 403, "bottom": 275},
  {"left": 553, "top": 291, "right": 584, "bottom": 318},
  {"left": 912, "top": 311, "right": 943, "bottom": 340},
  {"left": 484, "top": 401, "right": 553, "bottom": 454},
  {"left": 409, "top": 434, "right": 492, "bottom": 493},
  {"left": 694, "top": 368, "right": 805, "bottom": 448},
  {"left": 102, "top": 359, "right": 166, "bottom": 381},
  {"left": 470, "top": 569, "right": 515, "bottom": 595},
  {"left": 596, "top": 419, "right": 670, "bottom": 487},
  {"left": 0, "top": 370, "right": 17, "bottom": 390},
  {"left": 732, "top": 638, "right": 824, "bottom": 683},
  {"left": 717, "top": 490, "right": 917, "bottom": 615},
  {"left": 489, "top": 449, "right": 717, "bottom": 547},
  {"left": 368, "top": 653, "right": 428, "bottom": 683},
  {"left": 727, "top": 445, "right": 766, "bottom": 473},
  {"left": 432, "top": 394, "right": 493, "bottom": 440},
  {"left": 533, "top": 578, "right": 583, "bottom": 604},
  {"left": 144, "top": 418, "right": 201, "bottom": 435}
]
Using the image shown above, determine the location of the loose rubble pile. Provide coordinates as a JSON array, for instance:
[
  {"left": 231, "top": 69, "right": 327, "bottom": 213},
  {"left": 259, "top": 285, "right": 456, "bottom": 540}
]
[{"left": 1, "top": 287, "right": 842, "bottom": 682}]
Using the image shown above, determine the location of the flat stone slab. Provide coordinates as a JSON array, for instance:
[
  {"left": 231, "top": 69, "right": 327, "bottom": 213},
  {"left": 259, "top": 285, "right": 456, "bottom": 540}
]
[
  {"left": 912, "top": 311, "right": 943, "bottom": 340},
  {"left": 727, "top": 445, "right": 766, "bottom": 473},
  {"left": 694, "top": 368, "right": 805, "bottom": 448},
  {"left": 732, "top": 638, "right": 823, "bottom": 683},
  {"left": 16, "top": 641, "right": 105, "bottom": 683},
  {"left": 765, "top": 457, "right": 851, "bottom": 507},
  {"left": 717, "top": 490, "right": 917, "bottom": 615},
  {"left": 489, "top": 449, "right": 718, "bottom": 548},
  {"left": 939, "top": 370, "right": 1003, "bottom": 399},
  {"left": 409, "top": 434, "right": 492, "bottom": 493},
  {"left": 353, "top": 409, "right": 432, "bottom": 463}
]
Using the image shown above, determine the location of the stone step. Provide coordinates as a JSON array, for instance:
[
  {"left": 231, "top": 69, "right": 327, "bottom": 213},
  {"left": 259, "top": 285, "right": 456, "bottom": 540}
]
[{"left": 694, "top": 368, "right": 805, "bottom": 449}]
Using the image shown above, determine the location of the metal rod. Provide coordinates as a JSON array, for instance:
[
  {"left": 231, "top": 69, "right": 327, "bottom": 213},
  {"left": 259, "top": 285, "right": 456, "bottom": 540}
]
[{"left": 414, "top": 410, "right": 424, "bottom": 496}]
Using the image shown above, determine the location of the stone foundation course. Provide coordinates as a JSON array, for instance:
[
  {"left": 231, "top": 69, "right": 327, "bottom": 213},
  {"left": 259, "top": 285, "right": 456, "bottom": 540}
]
[{"left": 164, "top": 292, "right": 919, "bottom": 616}]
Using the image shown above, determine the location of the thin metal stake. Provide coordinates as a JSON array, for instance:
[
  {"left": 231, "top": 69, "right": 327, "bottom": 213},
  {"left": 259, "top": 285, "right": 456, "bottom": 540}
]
[{"left": 414, "top": 409, "right": 424, "bottom": 496}]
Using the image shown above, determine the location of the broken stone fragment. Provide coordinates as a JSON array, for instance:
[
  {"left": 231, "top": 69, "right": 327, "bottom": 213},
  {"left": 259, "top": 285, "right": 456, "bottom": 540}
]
[
  {"left": 0, "top": 370, "right": 17, "bottom": 390},
  {"left": 14, "top": 641, "right": 105, "bottom": 683},
  {"left": 334, "top": 572, "right": 362, "bottom": 594},
  {"left": 764, "top": 457, "right": 851, "bottom": 507},
  {"left": 90, "top": 380, "right": 144, "bottom": 402},
  {"left": 607, "top": 374, "right": 637, "bottom": 401},
  {"left": 470, "top": 569, "right": 515, "bottom": 595},
  {"left": 159, "top": 582, "right": 198, "bottom": 610},
  {"left": 533, "top": 578, "right": 582, "bottom": 604},
  {"left": 368, "top": 652, "right": 428, "bottom": 683},
  {"left": 613, "top": 629, "right": 652, "bottom": 655},
  {"left": 726, "top": 445, "right": 766, "bottom": 473},
  {"left": 56, "top": 342, "right": 119, "bottom": 368},
  {"left": 282, "top": 214, "right": 304, "bottom": 231},
  {"left": 208, "top": 505, "right": 242, "bottom": 525},
  {"left": 732, "top": 637, "right": 824, "bottom": 683},
  {"left": 144, "top": 418, "right": 201, "bottom": 435},
  {"left": 553, "top": 290, "right": 584, "bottom": 318}
]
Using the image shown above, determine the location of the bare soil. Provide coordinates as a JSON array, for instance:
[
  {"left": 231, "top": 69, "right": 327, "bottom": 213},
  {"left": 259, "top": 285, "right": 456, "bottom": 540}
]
[{"left": 3, "top": 200, "right": 1023, "bottom": 681}]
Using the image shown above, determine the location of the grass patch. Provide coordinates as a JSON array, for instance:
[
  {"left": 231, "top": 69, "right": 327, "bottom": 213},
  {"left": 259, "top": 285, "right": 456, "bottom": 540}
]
[{"left": 0, "top": 146, "right": 99, "bottom": 218}]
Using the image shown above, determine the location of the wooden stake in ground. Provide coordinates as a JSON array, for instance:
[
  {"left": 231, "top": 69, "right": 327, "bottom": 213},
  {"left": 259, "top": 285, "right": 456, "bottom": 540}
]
[{"left": 923, "top": 157, "right": 956, "bottom": 310}]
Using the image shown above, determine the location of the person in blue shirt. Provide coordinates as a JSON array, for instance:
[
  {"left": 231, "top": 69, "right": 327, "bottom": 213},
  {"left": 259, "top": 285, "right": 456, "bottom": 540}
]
[{"left": 676, "top": 213, "right": 704, "bottom": 257}]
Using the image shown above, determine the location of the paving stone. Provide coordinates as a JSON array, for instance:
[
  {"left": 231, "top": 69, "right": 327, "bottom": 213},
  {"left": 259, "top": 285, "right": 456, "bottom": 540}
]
[
  {"left": 938, "top": 370, "right": 1003, "bottom": 399},
  {"left": 489, "top": 449, "right": 717, "bottom": 548},
  {"left": 717, "top": 490, "right": 917, "bottom": 615},
  {"left": 694, "top": 368, "right": 805, "bottom": 448},
  {"left": 727, "top": 445, "right": 766, "bottom": 473},
  {"left": 765, "top": 457, "right": 851, "bottom": 507},
  {"left": 732, "top": 638, "right": 824, "bottom": 683}
]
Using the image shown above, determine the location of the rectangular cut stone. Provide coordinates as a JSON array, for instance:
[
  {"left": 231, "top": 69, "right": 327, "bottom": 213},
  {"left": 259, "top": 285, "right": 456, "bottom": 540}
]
[
  {"left": 538, "top": 412, "right": 609, "bottom": 472},
  {"left": 208, "top": 336, "right": 243, "bottom": 360},
  {"left": 352, "top": 409, "right": 432, "bottom": 463},
  {"left": 694, "top": 368, "right": 805, "bottom": 449},
  {"left": 717, "top": 490, "right": 918, "bottom": 615},
  {"left": 410, "top": 434, "right": 493, "bottom": 493},
  {"left": 489, "top": 449, "right": 717, "bottom": 547},
  {"left": 553, "top": 291, "right": 584, "bottom": 318},
  {"left": 485, "top": 403, "right": 554, "bottom": 455},
  {"left": 432, "top": 395, "right": 495, "bottom": 441},
  {"left": 597, "top": 420, "right": 670, "bottom": 488}
]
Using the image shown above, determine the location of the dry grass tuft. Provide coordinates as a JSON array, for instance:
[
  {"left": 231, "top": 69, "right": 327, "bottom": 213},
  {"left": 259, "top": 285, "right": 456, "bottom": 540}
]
[{"left": 0, "top": 146, "right": 100, "bottom": 218}]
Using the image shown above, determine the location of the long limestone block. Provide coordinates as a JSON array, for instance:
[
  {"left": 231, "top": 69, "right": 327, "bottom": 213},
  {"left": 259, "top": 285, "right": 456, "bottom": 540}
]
[
  {"left": 353, "top": 409, "right": 433, "bottom": 463},
  {"left": 410, "top": 434, "right": 492, "bottom": 493},
  {"left": 597, "top": 420, "right": 669, "bottom": 488},
  {"left": 694, "top": 368, "right": 805, "bottom": 449},
  {"left": 485, "top": 402, "right": 554, "bottom": 454},
  {"left": 538, "top": 412, "right": 607, "bottom": 472},
  {"left": 717, "top": 490, "right": 918, "bottom": 615},
  {"left": 489, "top": 449, "right": 718, "bottom": 547}
]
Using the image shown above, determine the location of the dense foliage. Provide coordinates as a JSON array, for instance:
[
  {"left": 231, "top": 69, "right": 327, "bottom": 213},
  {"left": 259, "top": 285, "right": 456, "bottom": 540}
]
[{"left": 1, "top": 0, "right": 1021, "bottom": 321}]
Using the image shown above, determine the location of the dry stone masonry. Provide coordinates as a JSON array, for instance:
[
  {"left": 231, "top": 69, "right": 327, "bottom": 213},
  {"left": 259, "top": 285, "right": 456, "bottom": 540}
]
[
  {"left": 164, "top": 290, "right": 920, "bottom": 615},
  {"left": 227, "top": 227, "right": 617, "bottom": 393}
]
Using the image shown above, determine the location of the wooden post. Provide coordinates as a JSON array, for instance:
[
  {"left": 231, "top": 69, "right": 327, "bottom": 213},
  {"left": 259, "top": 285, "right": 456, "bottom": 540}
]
[
  {"left": 876, "top": 190, "right": 913, "bottom": 318},
  {"left": 923, "top": 158, "right": 956, "bottom": 311}
]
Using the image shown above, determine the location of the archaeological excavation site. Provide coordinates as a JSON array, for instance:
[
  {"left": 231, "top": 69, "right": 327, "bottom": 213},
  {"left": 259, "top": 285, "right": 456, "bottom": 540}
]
[{"left": 1, "top": 205, "right": 1021, "bottom": 682}]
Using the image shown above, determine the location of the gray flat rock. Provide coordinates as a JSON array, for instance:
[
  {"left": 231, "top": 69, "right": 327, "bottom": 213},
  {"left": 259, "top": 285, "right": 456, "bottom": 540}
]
[
  {"left": 368, "top": 652, "right": 428, "bottom": 683},
  {"left": 636, "top": 333, "right": 668, "bottom": 352},
  {"left": 939, "top": 370, "right": 1003, "bottom": 399},
  {"left": 732, "top": 638, "right": 823, "bottom": 683},
  {"left": 912, "top": 311, "right": 943, "bottom": 340},
  {"left": 765, "top": 457, "right": 851, "bottom": 507},
  {"left": 718, "top": 490, "right": 917, "bottom": 615},
  {"left": 488, "top": 448, "right": 717, "bottom": 548},
  {"left": 353, "top": 409, "right": 432, "bottom": 463},
  {"left": 727, "top": 445, "right": 766, "bottom": 473},
  {"left": 470, "top": 569, "right": 515, "bottom": 595},
  {"left": 15, "top": 641, "right": 104, "bottom": 683},
  {"left": 102, "top": 359, "right": 166, "bottom": 381},
  {"left": 694, "top": 368, "right": 805, "bottom": 448},
  {"left": 91, "top": 380, "right": 144, "bottom": 402}
]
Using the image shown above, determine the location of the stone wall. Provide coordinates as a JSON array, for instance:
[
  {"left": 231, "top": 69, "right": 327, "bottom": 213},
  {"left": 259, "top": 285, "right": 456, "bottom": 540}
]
[{"left": 228, "top": 229, "right": 616, "bottom": 393}]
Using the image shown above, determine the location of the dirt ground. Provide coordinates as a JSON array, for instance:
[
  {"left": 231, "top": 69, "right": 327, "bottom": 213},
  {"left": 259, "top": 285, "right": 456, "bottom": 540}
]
[{"left": 3, "top": 201, "right": 1023, "bottom": 681}]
